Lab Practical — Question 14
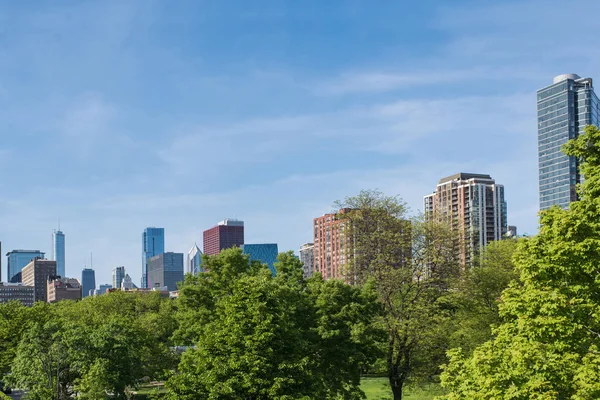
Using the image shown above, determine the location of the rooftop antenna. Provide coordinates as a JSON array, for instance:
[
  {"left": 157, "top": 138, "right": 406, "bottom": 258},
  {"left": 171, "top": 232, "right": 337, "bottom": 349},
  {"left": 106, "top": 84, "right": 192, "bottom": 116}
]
[{"left": 91, "top": 252, "right": 93, "bottom": 269}]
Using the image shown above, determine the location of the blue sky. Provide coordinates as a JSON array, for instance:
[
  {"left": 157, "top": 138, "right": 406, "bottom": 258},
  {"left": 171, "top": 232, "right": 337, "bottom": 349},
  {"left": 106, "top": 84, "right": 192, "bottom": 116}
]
[{"left": 1, "top": 0, "right": 599, "bottom": 287}]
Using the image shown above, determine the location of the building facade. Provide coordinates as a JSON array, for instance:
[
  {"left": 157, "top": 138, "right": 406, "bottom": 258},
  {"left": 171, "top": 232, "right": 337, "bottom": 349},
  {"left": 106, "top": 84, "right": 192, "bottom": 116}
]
[
  {"left": 538, "top": 74, "right": 600, "bottom": 210},
  {"left": 121, "top": 274, "right": 135, "bottom": 289},
  {"left": 81, "top": 268, "right": 95, "bottom": 298},
  {"left": 203, "top": 219, "right": 244, "bottom": 256},
  {"left": 313, "top": 210, "right": 352, "bottom": 280},
  {"left": 241, "top": 244, "right": 278, "bottom": 274},
  {"left": 0, "top": 283, "right": 34, "bottom": 306},
  {"left": 6, "top": 250, "right": 45, "bottom": 283},
  {"left": 112, "top": 266, "right": 125, "bottom": 290},
  {"left": 47, "top": 277, "right": 81, "bottom": 303},
  {"left": 147, "top": 252, "right": 184, "bottom": 291},
  {"left": 93, "top": 284, "right": 112, "bottom": 296},
  {"left": 21, "top": 259, "right": 57, "bottom": 302},
  {"left": 52, "top": 230, "right": 66, "bottom": 278},
  {"left": 424, "top": 173, "right": 507, "bottom": 266},
  {"left": 299, "top": 243, "right": 315, "bottom": 278},
  {"left": 142, "top": 227, "right": 165, "bottom": 288},
  {"left": 187, "top": 243, "right": 203, "bottom": 275}
]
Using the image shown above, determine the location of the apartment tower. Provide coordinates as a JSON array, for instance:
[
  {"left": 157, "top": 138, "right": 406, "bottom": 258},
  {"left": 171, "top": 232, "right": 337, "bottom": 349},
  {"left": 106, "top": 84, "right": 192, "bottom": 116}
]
[{"left": 313, "top": 209, "right": 351, "bottom": 280}]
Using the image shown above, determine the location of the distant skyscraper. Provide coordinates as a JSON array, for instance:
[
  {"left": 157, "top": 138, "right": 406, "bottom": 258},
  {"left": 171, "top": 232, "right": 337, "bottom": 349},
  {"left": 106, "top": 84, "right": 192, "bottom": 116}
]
[
  {"left": 6, "top": 250, "right": 45, "bottom": 283},
  {"left": 147, "top": 252, "right": 184, "bottom": 291},
  {"left": 313, "top": 210, "right": 352, "bottom": 280},
  {"left": 241, "top": 244, "right": 278, "bottom": 275},
  {"left": 299, "top": 243, "right": 314, "bottom": 278},
  {"left": 424, "top": 173, "right": 507, "bottom": 266},
  {"left": 52, "top": 230, "right": 66, "bottom": 278},
  {"left": 112, "top": 266, "right": 125, "bottom": 290},
  {"left": 81, "top": 268, "right": 95, "bottom": 299},
  {"left": 187, "top": 243, "right": 203, "bottom": 275},
  {"left": 95, "top": 283, "right": 112, "bottom": 295},
  {"left": 21, "top": 258, "right": 57, "bottom": 302},
  {"left": 203, "top": 219, "right": 244, "bottom": 256},
  {"left": 538, "top": 74, "right": 599, "bottom": 210},
  {"left": 142, "top": 228, "right": 165, "bottom": 288},
  {"left": 121, "top": 274, "right": 136, "bottom": 290}
]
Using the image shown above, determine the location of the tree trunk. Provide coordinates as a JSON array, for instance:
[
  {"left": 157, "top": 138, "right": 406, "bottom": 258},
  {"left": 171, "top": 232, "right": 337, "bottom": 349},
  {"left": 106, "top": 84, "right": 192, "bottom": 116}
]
[{"left": 390, "top": 376, "right": 403, "bottom": 400}]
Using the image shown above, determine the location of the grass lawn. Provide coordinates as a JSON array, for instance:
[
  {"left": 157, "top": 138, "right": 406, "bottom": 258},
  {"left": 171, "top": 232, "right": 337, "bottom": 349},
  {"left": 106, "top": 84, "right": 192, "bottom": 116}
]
[{"left": 361, "top": 377, "right": 445, "bottom": 400}]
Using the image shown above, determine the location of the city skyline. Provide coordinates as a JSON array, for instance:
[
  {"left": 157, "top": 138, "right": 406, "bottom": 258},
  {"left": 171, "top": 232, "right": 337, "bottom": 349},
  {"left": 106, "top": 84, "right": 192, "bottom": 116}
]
[{"left": 1, "top": 0, "right": 599, "bottom": 286}]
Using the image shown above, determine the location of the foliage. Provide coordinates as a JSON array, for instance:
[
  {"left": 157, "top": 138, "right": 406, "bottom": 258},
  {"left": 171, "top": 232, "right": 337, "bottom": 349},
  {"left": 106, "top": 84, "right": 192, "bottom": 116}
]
[
  {"left": 440, "top": 125, "right": 600, "bottom": 398},
  {"left": 335, "top": 190, "right": 461, "bottom": 400},
  {"left": 167, "top": 248, "right": 382, "bottom": 399}
]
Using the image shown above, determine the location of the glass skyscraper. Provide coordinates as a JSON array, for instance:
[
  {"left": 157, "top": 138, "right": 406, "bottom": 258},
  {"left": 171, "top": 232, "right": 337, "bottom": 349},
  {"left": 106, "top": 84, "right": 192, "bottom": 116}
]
[
  {"left": 537, "top": 74, "right": 599, "bottom": 210},
  {"left": 81, "top": 268, "right": 95, "bottom": 298},
  {"left": 142, "top": 227, "right": 165, "bottom": 288},
  {"left": 53, "top": 230, "right": 66, "bottom": 278},
  {"left": 187, "top": 243, "right": 203, "bottom": 275},
  {"left": 6, "top": 250, "right": 45, "bottom": 282},
  {"left": 241, "top": 244, "right": 279, "bottom": 275},
  {"left": 147, "top": 252, "right": 184, "bottom": 291},
  {"left": 112, "top": 266, "right": 125, "bottom": 289}
]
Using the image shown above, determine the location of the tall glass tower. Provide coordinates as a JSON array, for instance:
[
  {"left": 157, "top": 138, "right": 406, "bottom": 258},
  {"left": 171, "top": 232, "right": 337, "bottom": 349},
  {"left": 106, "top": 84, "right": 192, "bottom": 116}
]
[
  {"left": 537, "top": 74, "right": 599, "bottom": 210},
  {"left": 142, "top": 227, "right": 164, "bottom": 288},
  {"left": 81, "top": 268, "right": 96, "bottom": 298},
  {"left": 52, "top": 230, "right": 65, "bottom": 278}
]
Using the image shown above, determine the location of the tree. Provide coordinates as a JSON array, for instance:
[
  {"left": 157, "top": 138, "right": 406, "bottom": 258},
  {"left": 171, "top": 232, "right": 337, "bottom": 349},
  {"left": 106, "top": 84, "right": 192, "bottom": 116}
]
[
  {"left": 335, "top": 191, "right": 461, "bottom": 400},
  {"left": 167, "top": 248, "right": 381, "bottom": 399},
  {"left": 440, "top": 125, "right": 600, "bottom": 398}
]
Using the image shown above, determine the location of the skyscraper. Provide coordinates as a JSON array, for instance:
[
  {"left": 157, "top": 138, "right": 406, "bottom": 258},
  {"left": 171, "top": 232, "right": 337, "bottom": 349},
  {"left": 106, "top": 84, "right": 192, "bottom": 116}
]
[
  {"left": 424, "top": 173, "right": 507, "bottom": 266},
  {"left": 21, "top": 258, "right": 56, "bottom": 302},
  {"left": 313, "top": 210, "right": 352, "bottom": 280},
  {"left": 187, "top": 243, "right": 203, "bottom": 275},
  {"left": 112, "top": 266, "right": 125, "bottom": 290},
  {"left": 142, "top": 228, "right": 165, "bottom": 288},
  {"left": 52, "top": 230, "right": 66, "bottom": 278},
  {"left": 537, "top": 74, "right": 599, "bottom": 210},
  {"left": 203, "top": 219, "right": 244, "bottom": 256},
  {"left": 241, "top": 244, "right": 278, "bottom": 275},
  {"left": 81, "top": 268, "right": 95, "bottom": 298},
  {"left": 299, "top": 243, "right": 314, "bottom": 278},
  {"left": 147, "top": 252, "right": 184, "bottom": 291},
  {"left": 6, "top": 250, "right": 45, "bottom": 283}
]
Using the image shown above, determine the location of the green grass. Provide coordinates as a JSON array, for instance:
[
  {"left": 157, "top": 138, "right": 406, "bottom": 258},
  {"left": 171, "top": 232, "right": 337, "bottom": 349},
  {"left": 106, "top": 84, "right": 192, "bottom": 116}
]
[{"left": 361, "top": 377, "right": 445, "bottom": 400}]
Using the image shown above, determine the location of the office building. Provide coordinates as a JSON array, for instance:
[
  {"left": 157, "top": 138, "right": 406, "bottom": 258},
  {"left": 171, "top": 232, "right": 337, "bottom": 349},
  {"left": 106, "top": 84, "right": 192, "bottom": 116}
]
[
  {"left": 47, "top": 277, "right": 81, "bottom": 303},
  {"left": 203, "top": 219, "right": 244, "bottom": 256},
  {"left": 21, "top": 259, "right": 57, "bottom": 302},
  {"left": 424, "top": 173, "right": 507, "bottom": 266},
  {"left": 93, "top": 283, "right": 112, "bottom": 296},
  {"left": 538, "top": 74, "right": 600, "bottom": 210},
  {"left": 52, "top": 230, "right": 66, "bottom": 278},
  {"left": 112, "top": 266, "right": 125, "bottom": 290},
  {"left": 0, "top": 283, "right": 34, "bottom": 306},
  {"left": 147, "top": 252, "right": 184, "bottom": 291},
  {"left": 313, "top": 209, "right": 352, "bottom": 280},
  {"left": 81, "top": 268, "right": 95, "bottom": 299},
  {"left": 142, "top": 227, "right": 165, "bottom": 288},
  {"left": 121, "top": 274, "right": 136, "bottom": 289},
  {"left": 506, "top": 225, "right": 518, "bottom": 238},
  {"left": 187, "top": 243, "right": 203, "bottom": 275},
  {"left": 242, "top": 244, "right": 278, "bottom": 274},
  {"left": 6, "top": 250, "right": 45, "bottom": 283},
  {"left": 299, "top": 243, "right": 315, "bottom": 278}
]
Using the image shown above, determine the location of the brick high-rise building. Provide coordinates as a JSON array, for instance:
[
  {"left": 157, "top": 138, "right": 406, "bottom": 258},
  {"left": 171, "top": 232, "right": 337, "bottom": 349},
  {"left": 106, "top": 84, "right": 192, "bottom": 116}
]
[
  {"left": 203, "top": 219, "right": 244, "bottom": 256},
  {"left": 21, "top": 259, "right": 57, "bottom": 302},
  {"left": 424, "top": 173, "right": 507, "bottom": 266},
  {"left": 47, "top": 277, "right": 82, "bottom": 303},
  {"left": 313, "top": 209, "right": 352, "bottom": 280}
]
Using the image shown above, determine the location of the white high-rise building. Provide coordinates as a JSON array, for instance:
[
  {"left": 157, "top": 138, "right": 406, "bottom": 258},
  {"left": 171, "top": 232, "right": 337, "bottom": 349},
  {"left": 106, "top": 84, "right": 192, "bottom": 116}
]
[
  {"left": 187, "top": 243, "right": 203, "bottom": 275},
  {"left": 424, "top": 173, "right": 507, "bottom": 266},
  {"left": 299, "top": 243, "right": 314, "bottom": 278},
  {"left": 112, "top": 266, "right": 125, "bottom": 290}
]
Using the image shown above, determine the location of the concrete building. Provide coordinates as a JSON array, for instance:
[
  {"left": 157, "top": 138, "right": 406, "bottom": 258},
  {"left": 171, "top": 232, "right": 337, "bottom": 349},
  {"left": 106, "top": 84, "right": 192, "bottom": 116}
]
[
  {"left": 47, "top": 277, "right": 81, "bottom": 303},
  {"left": 147, "top": 252, "right": 184, "bottom": 291},
  {"left": 6, "top": 250, "right": 45, "bottom": 283},
  {"left": 52, "top": 230, "right": 66, "bottom": 278},
  {"left": 538, "top": 74, "right": 599, "bottom": 210},
  {"left": 313, "top": 209, "right": 352, "bottom": 280},
  {"left": 112, "top": 266, "right": 125, "bottom": 290},
  {"left": 0, "top": 283, "right": 34, "bottom": 306},
  {"left": 142, "top": 227, "right": 165, "bottom": 288},
  {"left": 187, "top": 243, "right": 203, "bottom": 275},
  {"left": 299, "top": 243, "right": 315, "bottom": 278},
  {"left": 424, "top": 173, "right": 507, "bottom": 266},
  {"left": 241, "top": 244, "right": 278, "bottom": 275},
  {"left": 203, "top": 219, "right": 244, "bottom": 256},
  {"left": 81, "top": 268, "right": 95, "bottom": 299},
  {"left": 21, "top": 259, "right": 57, "bottom": 302}
]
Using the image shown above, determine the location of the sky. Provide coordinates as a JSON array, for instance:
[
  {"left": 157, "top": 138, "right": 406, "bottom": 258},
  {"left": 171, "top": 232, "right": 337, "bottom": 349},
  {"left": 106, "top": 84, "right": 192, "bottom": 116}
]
[{"left": 1, "top": 0, "right": 599, "bottom": 287}]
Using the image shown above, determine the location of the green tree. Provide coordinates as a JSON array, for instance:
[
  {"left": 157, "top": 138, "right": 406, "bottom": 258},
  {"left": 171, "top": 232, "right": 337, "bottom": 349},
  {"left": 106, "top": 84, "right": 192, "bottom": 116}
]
[
  {"left": 440, "top": 125, "right": 600, "bottom": 399},
  {"left": 334, "top": 191, "right": 461, "bottom": 400},
  {"left": 167, "top": 248, "right": 381, "bottom": 399}
]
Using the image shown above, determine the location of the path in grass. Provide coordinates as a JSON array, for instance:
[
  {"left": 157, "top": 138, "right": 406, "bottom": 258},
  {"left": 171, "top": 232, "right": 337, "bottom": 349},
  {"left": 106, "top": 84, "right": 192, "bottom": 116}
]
[{"left": 361, "top": 377, "right": 445, "bottom": 400}]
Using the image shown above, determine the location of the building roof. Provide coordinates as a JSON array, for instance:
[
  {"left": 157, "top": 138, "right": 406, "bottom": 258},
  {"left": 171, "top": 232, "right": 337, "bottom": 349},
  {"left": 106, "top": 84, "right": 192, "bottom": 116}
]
[{"left": 438, "top": 173, "right": 493, "bottom": 184}]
